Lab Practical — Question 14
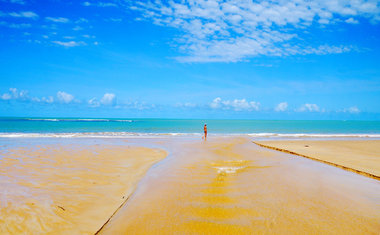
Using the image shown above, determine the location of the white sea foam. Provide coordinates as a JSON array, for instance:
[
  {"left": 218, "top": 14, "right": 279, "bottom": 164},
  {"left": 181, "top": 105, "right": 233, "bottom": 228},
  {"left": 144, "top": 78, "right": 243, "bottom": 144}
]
[
  {"left": 0, "top": 132, "right": 379, "bottom": 138},
  {"left": 0, "top": 132, "right": 202, "bottom": 138},
  {"left": 25, "top": 118, "right": 133, "bottom": 122},
  {"left": 27, "top": 118, "right": 60, "bottom": 122}
]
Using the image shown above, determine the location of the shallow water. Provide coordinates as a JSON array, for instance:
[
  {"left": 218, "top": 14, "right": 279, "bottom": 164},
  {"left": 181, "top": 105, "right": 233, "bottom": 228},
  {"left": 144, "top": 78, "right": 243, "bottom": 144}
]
[
  {"left": 0, "top": 138, "right": 166, "bottom": 234},
  {"left": 1, "top": 118, "right": 380, "bottom": 135},
  {"left": 100, "top": 137, "right": 380, "bottom": 234}
]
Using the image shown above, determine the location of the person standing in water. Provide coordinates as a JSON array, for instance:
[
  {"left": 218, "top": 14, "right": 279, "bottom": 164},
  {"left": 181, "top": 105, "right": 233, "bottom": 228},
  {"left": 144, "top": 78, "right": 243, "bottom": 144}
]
[{"left": 203, "top": 124, "right": 207, "bottom": 140}]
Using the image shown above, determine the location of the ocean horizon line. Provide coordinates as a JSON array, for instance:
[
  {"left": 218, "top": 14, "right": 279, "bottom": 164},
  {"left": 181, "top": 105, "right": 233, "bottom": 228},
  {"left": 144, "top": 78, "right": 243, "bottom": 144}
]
[
  {"left": 1, "top": 117, "right": 380, "bottom": 121},
  {"left": 1, "top": 132, "right": 380, "bottom": 138}
]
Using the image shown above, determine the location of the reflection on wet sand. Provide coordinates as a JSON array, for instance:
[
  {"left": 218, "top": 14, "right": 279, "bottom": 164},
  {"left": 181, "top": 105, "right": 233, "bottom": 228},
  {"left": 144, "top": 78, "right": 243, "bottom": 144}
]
[
  {"left": 100, "top": 137, "right": 380, "bottom": 234},
  {"left": 0, "top": 144, "right": 166, "bottom": 234}
]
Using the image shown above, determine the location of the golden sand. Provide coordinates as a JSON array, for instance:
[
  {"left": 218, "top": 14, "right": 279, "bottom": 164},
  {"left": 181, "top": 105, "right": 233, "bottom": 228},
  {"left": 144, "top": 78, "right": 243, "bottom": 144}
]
[
  {"left": 0, "top": 144, "right": 167, "bottom": 234},
  {"left": 99, "top": 138, "right": 380, "bottom": 234},
  {"left": 255, "top": 140, "right": 380, "bottom": 179}
]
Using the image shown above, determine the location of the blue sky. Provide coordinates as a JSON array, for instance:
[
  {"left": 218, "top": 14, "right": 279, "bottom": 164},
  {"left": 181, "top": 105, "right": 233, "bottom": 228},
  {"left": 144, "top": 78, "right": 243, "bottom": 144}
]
[{"left": 0, "top": 0, "right": 379, "bottom": 119}]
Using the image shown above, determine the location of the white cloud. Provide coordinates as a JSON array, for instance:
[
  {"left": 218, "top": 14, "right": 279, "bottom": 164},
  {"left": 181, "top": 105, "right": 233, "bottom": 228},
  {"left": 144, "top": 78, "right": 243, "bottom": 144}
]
[
  {"left": 1, "top": 0, "right": 26, "bottom": 4},
  {"left": 57, "top": 91, "right": 74, "bottom": 103},
  {"left": 88, "top": 97, "right": 100, "bottom": 107},
  {"left": 175, "top": 102, "right": 196, "bottom": 108},
  {"left": 8, "top": 11, "right": 38, "bottom": 19},
  {"left": 73, "top": 26, "right": 83, "bottom": 31},
  {"left": 41, "top": 96, "right": 54, "bottom": 104},
  {"left": 0, "top": 88, "right": 29, "bottom": 100},
  {"left": 75, "top": 18, "right": 89, "bottom": 23},
  {"left": 98, "top": 2, "right": 117, "bottom": 7},
  {"left": 108, "top": 18, "right": 122, "bottom": 22},
  {"left": 344, "top": 106, "right": 360, "bottom": 114},
  {"left": 11, "top": 88, "right": 28, "bottom": 99},
  {"left": 210, "top": 97, "right": 260, "bottom": 111},
  {"left": 0, "top": 22, "right": 31, "bottom": 28},
  {"left": 52, "top": 41, "right": 86, "bottom": 47},
  {"left": 298, "top": 103, "right": 320, "bottom": 112},
  {"left": 275, "top": 102, "right": 288, "bottom": 112},
  {"left": 123, "top": 101, "right": 155, "bottom": 110},
  {"left": 10, "top": 0, "right": 25, "bottom": 4},
  {"left": 126, "top": 0, "right": 380, "bottom": 62},
  {"left": 45, "top": 17, "right": 70, "bottom": 23},
  {"left": 1, "top": 93, "right": 11, "bottom": 100},
  {"left": 210, "top": 97, "right": 222, "bottom": 109},
  {"left": 9, "top": 88, "right": 18, "bottom": 97},
  {"left": 345, "top": 17, "right": 359, "bottom": 24},
  {"left": 83, "top": 1, "right": 117, "bottom": 7},
  {"left": 100, "top": 93, "right": 116, "bottom": 105},
  {"left": 87, "top": 93, "right": 116, "bottom": 107}
]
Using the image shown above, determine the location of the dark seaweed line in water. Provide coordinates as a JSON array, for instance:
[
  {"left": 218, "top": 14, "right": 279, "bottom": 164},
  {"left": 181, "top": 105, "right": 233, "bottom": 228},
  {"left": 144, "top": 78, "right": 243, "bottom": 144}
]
[{"left": 253, "top": 142, "right": 380, "bottom": 181}]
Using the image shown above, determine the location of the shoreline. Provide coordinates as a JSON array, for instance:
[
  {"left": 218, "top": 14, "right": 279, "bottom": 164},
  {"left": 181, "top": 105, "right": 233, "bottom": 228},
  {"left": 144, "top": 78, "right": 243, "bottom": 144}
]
[
  {"left": 1, "top": 136, "right": 379, "bottom": 234},
  {"left": 1, "top": 132, "right": 380, "bottom": 138},
  {"left": 0, "top": 142, "right": 167, "bottom": 234},
  {"left": 254, "top": 140, "right": 380, "bottom": 180}
]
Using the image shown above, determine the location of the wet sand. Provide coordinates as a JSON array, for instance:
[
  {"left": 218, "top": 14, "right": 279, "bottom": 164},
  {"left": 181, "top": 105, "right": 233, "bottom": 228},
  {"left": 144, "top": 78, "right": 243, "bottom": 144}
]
[
  {"left": 100, "top": 137, "right": 380, "bottom": 234},
  {"left": 255, "top": 140, "right": 380, "bottom": 179},
  {"left": 0, "top": 143, "right": 167, "bottom": 234}
]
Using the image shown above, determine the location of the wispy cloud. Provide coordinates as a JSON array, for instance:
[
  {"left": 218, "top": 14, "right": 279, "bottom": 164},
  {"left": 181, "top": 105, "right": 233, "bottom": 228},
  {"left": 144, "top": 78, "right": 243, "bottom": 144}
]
[
  {"left": 8, "top": 11, "right": 38, "bottom": 19},
  {"left": 41, "top": 96, "right": 54, "bottom": 104},
  {"left": 0, "top": 88, "right": 149, "bottom": 110},
  {"left": 106, "top": 18, "right": 123, "bottom": 22},
  {"left": 88, "top": 93, "right": 116, "bottom": 107},
  {"left": 210, "top": 97, "right": 260, "bottom": 111},
  {"left": 88, "top": 97, "right": 100, "bottom": 107},
  {"left": 275, "top": 102, "right": 288, "bottom": 112},
  {"left": 0, "top": 88, "right": 369, "bottom": 115},
  {"left": 345, "top": 18, "right": 359, "bottom": 24},
  {"left": 83, "top": 1, "right": 117, "bottom": 7},
  {"left": 344, "top": 106, "right": 360, "bottom": 114},
  {"left": 57, "top": 91, "right": 74, "bottom": 103},
  {"left": 297, "top": 103, "right": 321, "bottom": 112},
  {"left": 52, "top": 40, "right": 86, "bottom": 47},
  {"left": 175, "top": 102, "right": 197, "bottom": 108},
  {"left": 75, "top": 18, "right": 89, "bottom": 23},
  {"left": 125, "top": 0, "right": 380, "bottom": 62},
  {"left": 73, "top": 26, "right": 83, "bottom": 31},
  {"left": 100, "top": 93, "right": 116, "bottom": 105},
  {"left": 0, "top": 88, "right": 67, "bottom": 104},
  {"left": 0, "top": 88, "right": 29, "bottom": 101},
  {"left": 1, "top": 0, "right": 26, "bottom": 4},
  {"left": 45, "top": 17, "right": 70, "bottom": 23},
  {"left": 123, "top": 101, "right": 155, "bottom": 110},
  {"left": 0, "top": 21, "right": 31, "bottom": 28},
  {"left": 1, "top": 93, "right": 11, "bottom": 100}
]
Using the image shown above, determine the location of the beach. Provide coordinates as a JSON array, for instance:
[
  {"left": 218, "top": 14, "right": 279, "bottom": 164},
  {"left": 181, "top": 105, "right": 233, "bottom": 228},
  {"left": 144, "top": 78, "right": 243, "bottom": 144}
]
[
  {"left": 98, "top": 137, "right": 380, "bottom": 234},
  {"left": 1, "top": 136, "right": 380, "bottom": 234},
  {"left": 2, "top": 0, "right": 380, "bottom": 232},
  {"left": 0, "top": 139, "right": 167, "bottom": 234},
  {"left": 255, "top": 140, "right": 380, "bottom": 179}
]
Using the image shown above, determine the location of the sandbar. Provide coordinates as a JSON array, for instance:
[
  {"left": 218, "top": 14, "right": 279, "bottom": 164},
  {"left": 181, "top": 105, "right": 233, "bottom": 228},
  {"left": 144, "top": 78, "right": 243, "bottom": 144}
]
[
  {"left": 254, "top": 140, "right": 380, "bottom": 179},
  {"left": 0, "top": 143, "right": 167, "bottom": 234}
]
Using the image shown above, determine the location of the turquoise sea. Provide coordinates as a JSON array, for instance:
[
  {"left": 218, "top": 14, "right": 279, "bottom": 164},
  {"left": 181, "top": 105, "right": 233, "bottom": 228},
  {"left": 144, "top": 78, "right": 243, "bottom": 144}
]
[{"left": 0, "top": 118, "right": 379, "bottom": 137}]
